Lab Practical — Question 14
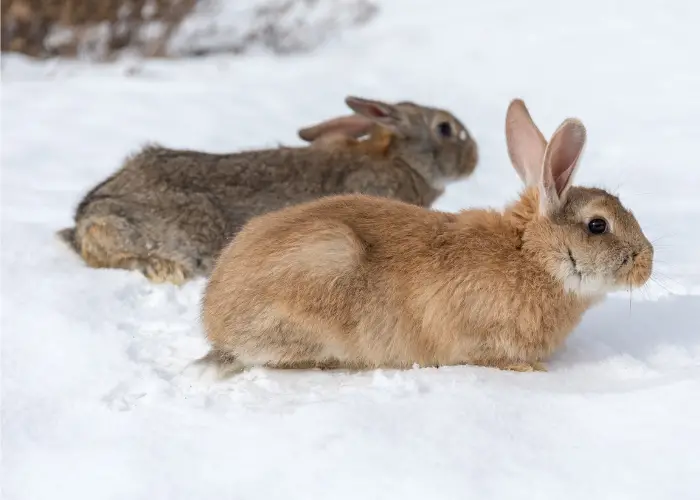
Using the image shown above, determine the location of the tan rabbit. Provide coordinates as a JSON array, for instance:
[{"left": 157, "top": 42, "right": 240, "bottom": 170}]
[
  {"left": 57, "top": 96, "right": 478, "bottom": 285},
  {"left": 200, "top": 98, "right": 654, "bottom": 376}
]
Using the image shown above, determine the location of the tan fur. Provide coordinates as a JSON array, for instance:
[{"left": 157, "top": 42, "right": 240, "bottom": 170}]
[
  {"left": 76, "top": 216, "right": 190, "bottom": 285},
  {"left": 200, "top": 99, "right": 654, "bottom": 375},
  {"left": 77, "top": 217, "right": 136, "bottom": 269},
  {"left": 305, "top": 124, "right": 395, "bottom": 158}
]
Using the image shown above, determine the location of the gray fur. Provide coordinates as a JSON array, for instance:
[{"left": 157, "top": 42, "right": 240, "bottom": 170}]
[{"left": 59, "top": 97, "right": 478, "bottom": 282}]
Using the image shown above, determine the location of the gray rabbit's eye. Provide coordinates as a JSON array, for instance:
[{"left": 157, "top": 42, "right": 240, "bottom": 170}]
[{"left": 437, "top": 122, "right": 452, "bottom": 138}]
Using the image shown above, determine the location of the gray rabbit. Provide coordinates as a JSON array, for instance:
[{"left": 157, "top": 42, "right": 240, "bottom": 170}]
[{"left": 58, "top": 96, "right": 479, "bottom": 284}]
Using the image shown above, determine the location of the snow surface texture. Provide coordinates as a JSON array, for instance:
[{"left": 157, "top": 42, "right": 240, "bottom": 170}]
[{"left": 2, "top": 1, "right": 700, "bottom": 499}]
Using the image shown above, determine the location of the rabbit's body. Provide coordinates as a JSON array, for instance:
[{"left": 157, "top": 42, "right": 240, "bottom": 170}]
[
  {"left": 59, "top": 97, "right": 477, "bottom": 283},
  {"left": 201, "top": 100, "right": 654, "bottom": 375},
  {"left": 203, "top": 192, "right": 599, "bottom": 372},
  {"left": 63, "top": 145, "right": 440, "bottom": 280}
]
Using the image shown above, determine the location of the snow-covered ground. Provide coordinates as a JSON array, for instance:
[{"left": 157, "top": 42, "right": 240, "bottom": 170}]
[{"left": 2, "top": 1, "right": 700, "bottom": 499}]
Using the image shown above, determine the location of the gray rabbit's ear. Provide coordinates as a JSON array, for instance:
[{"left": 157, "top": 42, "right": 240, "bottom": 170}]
[
  {"left": 344, "top": 96, "right": 404, "bottom": 131},
  {"left": 298, "top": 115, "right": 374, "bottom": 143}
]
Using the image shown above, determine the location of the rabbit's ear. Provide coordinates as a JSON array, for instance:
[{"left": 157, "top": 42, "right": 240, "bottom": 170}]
[
  {"left": 344, "top": 96, "right": 404, "bottom": 130},
  {"left": 540, "top": 118, "right": 586, "bottom": 213},
  {"left": 505, "top": 99, "right": 547, "bottom": 186},
  {"left": 298, "top": 115, "right": 374, "bottom": 142}
]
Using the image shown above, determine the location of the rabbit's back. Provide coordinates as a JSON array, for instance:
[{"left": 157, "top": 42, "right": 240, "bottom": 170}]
[
  {"left": 65, "top": 141, "right": 441, "bottom": 284},
  {"left": 82, "top": 145, "right": 435, "bottom": 226}
]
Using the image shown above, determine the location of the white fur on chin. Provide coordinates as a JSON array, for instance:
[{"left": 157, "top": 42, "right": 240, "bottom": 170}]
[{"left": 556, "top": 259, "right": 615, "bottom": 297}]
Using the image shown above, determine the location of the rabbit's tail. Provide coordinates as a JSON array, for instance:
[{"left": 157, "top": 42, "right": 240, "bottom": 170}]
[{"left": 56, "top": 227, "right": 80, "bottom": 254}]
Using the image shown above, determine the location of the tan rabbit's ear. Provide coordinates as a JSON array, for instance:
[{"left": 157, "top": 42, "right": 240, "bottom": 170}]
[
  {"left": 298, "top": 115, "right": 374, "bottom": 143},
  {"left": 505, "top": 99, "right": 547, "bottom": 186},
  {"left": 344, "top": 96, "right": 404, "bottom": 132},
  {"left": 540, "top": 118, "right": 586, "bottom": 213}
]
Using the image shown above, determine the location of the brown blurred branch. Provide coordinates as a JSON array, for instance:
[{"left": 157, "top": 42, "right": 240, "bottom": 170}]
[
  {"left": 0, "top": 0, "right": 378, "bottom": 60},
  {"left": 1, "top": 0, "right": 196, "bottom": 59}
]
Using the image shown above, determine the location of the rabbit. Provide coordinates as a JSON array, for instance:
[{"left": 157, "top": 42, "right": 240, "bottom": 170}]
[
  {"left": 57, "top": 96, "right": 478, "bottom": 285},
  {"left": 200, "top": 98, "right": 654, "bottom": 377}
]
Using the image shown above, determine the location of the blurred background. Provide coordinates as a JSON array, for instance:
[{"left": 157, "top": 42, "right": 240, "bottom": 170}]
[{"left": 1, "top": 0, "right": 377, "bottom": 59}]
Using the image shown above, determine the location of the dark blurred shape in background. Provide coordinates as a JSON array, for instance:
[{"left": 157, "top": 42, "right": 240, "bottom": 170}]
[{"left": 1, "top": 0, "right": 378, "bottom": 60}]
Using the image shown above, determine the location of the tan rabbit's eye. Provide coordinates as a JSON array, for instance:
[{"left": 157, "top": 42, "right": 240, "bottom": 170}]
[{"left": 588, "top": 218, "right": 607, "bottom": 234}]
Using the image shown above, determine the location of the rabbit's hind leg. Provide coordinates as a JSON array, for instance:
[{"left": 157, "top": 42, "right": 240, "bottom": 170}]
[
  {"left": 75, "top": 214, "right": 193, "bottom": 285},
  {"left": 193, "top": 348, "right": 246, "bottom": 379},
  {"left": 141, "top": 256, "right": 192, "bottom": 285},
  {"left": 471, "top": 358, "right": 548, "bottom": 373}
]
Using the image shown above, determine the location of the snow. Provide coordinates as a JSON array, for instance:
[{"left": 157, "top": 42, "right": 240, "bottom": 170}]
[{"left": 2, "top": 0, "right": 700, "bottom": 499}]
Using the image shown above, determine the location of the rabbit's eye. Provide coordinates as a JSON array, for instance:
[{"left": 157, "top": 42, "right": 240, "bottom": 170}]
[
  {"left": 588, "top": 218, "right": 607, "bottom": 234},
  {"left": 437, "top": 122, "right": 453, "bottom": 138}
]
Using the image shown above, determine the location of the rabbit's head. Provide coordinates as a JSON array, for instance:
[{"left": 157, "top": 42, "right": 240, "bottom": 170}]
[
  {"left": 504, "top": 99, "right": 654, "bottom": 297},
  {"left": 298, "top": 96, "right": 478, "bottom": 190}
]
